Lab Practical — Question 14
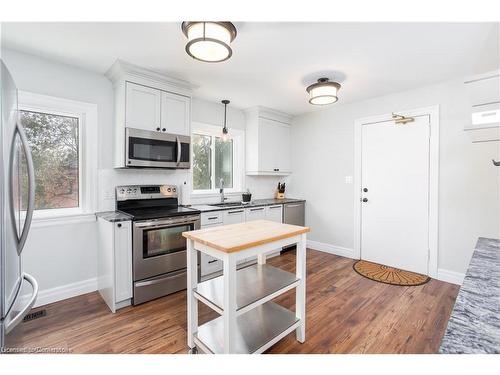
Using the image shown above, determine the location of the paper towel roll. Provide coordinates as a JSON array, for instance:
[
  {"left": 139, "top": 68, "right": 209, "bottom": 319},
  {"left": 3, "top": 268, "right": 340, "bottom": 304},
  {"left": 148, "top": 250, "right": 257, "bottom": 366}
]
[{"left": 180, "top": 182, "right": 191, "bottom": 206}]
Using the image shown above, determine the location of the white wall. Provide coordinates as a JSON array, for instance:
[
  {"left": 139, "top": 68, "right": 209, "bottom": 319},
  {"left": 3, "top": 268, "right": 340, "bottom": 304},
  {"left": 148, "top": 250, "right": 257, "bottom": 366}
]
[
  {"left": 289, "top": 78, "right": 500, "bottom": 277},
  {"left": 2, "top": 48, "right": 286, "bottom": 304}
]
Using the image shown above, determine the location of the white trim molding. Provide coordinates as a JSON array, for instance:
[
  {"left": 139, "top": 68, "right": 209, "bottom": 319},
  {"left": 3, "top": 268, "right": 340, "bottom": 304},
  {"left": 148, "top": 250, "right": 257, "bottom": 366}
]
[
  {"left": 437, "top": 269, "right": 465, "bottom": 285},
  {"left": 18, "top": 91, "right": 99, "bottom": 218},
  {"left": 307, "top": 240, "right": 356, "bottom": 259},
  {"left": 19, "top": 277, "right": 98, "bottom": 308},
  {"left": 353, "top": 105, "right": 440, "bottom": 278}
]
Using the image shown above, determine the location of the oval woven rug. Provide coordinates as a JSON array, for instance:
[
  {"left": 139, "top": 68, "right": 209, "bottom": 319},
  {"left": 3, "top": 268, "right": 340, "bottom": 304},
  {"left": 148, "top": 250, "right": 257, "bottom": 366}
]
[{"left": 353, "top": 260, "right": 430, "bottom": 286}]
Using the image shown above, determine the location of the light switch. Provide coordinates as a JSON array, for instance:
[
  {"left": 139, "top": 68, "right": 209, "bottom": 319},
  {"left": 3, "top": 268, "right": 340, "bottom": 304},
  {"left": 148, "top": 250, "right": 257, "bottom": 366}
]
[{"left": 345, "top": 176, "right": 353, "bottom": 184}]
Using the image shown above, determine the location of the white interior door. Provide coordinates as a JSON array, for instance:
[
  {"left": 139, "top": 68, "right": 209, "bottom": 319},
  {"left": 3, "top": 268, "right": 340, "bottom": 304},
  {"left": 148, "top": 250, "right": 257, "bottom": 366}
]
[{"left": 361, "top": 115, "right": 430, "bottom": 275}]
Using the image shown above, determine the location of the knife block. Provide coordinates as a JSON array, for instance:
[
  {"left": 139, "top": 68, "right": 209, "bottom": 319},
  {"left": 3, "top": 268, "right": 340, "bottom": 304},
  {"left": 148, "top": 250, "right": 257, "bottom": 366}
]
[{"left": 275, "top": 192, "right": 285, "bottom": 199}]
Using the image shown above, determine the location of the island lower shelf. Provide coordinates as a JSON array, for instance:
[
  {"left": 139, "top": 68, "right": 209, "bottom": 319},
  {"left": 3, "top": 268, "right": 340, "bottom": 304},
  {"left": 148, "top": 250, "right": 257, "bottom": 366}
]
[
  {"left": 194, "top": 263, "right": 300, "bottom": 315},
  {"left": 194, "top": 301, "right": 300, "bottom": 354}
]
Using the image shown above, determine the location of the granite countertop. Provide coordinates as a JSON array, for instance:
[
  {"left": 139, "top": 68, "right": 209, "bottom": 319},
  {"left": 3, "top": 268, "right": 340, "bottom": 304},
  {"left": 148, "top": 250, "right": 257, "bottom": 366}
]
[
  {"left": 189, "top": 198, "right": 305, "bottom": 213},
  {"left": 439, "top": 237, "right": 500, "bottom": 354},
  {"left": 95, "top": 211, "right": 133, "bottom": 222}
]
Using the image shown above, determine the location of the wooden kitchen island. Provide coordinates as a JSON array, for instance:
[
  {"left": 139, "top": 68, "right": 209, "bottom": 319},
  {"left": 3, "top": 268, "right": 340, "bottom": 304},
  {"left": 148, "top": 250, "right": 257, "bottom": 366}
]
[{"left": 182, "top": 219, "right": 310, "bottom": 354}]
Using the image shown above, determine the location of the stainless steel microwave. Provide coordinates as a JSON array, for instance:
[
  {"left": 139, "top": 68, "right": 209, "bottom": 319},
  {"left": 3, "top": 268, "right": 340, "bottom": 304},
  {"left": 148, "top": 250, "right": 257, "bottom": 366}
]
[{"left": 125, "top": 128, "right": 190, "bottom": 169}]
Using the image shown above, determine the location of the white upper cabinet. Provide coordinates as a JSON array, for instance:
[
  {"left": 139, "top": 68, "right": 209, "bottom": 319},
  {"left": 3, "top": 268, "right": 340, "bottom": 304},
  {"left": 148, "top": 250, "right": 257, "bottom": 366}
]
[
  {"left": 223, "top": 208, "right": 245, "bottom": 225},
  {"left": 106, "top": 60, "right": 193, "bottom": 168},
  {"left": 245, "top": 206, "right": 266, "bottom": 221},
  {"left": 125, "top": 82, "right": 162, "bottom": 131},
  {"left": 245, "top": 106, "right": 292, "bottom": 175},
  {"left": 161, "top": 91, "right": 190, "bottom": 136}
]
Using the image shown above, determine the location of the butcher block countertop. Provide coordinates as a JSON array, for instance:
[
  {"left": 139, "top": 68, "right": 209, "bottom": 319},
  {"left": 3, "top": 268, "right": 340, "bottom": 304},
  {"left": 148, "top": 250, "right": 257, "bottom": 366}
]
[{"left": 182, "top": 220, "right": 310, "bottom": 253}]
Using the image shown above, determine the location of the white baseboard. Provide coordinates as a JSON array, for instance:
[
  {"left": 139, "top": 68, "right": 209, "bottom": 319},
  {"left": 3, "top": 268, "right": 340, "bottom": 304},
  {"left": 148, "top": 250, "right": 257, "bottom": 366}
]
[
  {"left": 437, "top": 268, "right": 465, "bottom": 285},
  {"left": 307, "top": 240, "right": 357, "bottom": 259},
  {"left": 19, "top": 277, "right": 98, "bottom": 308}
]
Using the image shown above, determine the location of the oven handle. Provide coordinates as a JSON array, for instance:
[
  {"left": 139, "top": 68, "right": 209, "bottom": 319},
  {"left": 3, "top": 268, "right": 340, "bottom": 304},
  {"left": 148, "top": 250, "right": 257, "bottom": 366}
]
[
  {"left": 134, "top": 217, "right": 199, "bottom": 228},
  {"left": 135, "top": 269, "right": 187, "bottom": 287},
  {"left": 176, "top": 136, "right": 181, "bottom": 165}
]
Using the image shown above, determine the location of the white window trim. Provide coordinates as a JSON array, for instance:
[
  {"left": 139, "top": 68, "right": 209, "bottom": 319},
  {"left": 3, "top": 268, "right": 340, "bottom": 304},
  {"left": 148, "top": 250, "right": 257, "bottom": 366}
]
[
  {"left": 18, "top": 91, "right": 98, "bottom": 224},
  {"left": 191, "top": 121, "right": 245, "bottom": 196}
]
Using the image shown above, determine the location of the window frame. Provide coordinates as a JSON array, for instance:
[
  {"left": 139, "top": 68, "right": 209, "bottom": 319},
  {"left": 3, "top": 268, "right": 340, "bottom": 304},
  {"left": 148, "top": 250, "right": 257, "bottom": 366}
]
[
  {"left": 18, "top": 91, "right": 98, "bottom": 221},
  {"left": 191, "top": 122, "right": 244, "bottom": 196}
]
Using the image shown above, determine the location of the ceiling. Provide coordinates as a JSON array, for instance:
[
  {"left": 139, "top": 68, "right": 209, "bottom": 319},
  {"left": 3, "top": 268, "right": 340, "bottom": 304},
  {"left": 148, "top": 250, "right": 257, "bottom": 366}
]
[{"left": 2, "top": 22, "right": 499, "bottom": 115}]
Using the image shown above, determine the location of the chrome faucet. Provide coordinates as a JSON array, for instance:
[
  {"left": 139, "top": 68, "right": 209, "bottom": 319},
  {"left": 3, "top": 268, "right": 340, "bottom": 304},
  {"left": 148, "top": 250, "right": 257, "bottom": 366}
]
[{"left": 219, "top": 178, "right": 227, "bottom": 203}]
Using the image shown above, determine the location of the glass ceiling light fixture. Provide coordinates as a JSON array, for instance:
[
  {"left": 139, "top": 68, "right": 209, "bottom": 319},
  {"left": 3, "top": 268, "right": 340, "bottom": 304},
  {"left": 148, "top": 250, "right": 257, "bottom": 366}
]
[
  {"left": 221, "top": 99, "right": 231, "bottom": 142},
  {"left": 181, "top": 22, "right": 237, "bottom": 63},
  {"left": 306, "top": 77, "right": 341, "bottom": 105}
]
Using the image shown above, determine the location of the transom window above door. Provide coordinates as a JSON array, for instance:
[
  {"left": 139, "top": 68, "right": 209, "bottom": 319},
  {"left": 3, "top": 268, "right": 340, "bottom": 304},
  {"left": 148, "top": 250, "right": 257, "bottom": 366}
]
[{"left": 191, "top": 122, "right": 244, "bottom": 194}]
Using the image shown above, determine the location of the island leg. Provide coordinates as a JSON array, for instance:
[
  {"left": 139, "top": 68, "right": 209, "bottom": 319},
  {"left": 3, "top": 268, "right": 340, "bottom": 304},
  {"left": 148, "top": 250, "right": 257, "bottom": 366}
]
[
  {"left": 222, "top": 254, "right": 237, "bottom": 353},
  {"left": 295, "top": 233, "right": 307, "bottom": 343},
  {"left": 187, "top": 239, "right": 198, "bottom": 350}
]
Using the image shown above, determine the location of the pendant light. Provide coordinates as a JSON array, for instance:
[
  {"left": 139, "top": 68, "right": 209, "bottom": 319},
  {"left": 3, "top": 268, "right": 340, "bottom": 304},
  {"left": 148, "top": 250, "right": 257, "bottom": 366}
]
[
  {"left": 181, "top": 22, "right": 237, "bottom": 63},
  {"left": 221, "top": 99, "right": 230, "bottom": 142},
  {"left": 306, "top": 77, "right": 341, "bottom": 105}
]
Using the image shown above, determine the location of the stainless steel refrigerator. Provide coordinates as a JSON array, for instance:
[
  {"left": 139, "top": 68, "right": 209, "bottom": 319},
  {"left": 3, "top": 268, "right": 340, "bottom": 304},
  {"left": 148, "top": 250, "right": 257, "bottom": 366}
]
[{"left": 1, "top": 59, "right": 38, "bottom": 350}]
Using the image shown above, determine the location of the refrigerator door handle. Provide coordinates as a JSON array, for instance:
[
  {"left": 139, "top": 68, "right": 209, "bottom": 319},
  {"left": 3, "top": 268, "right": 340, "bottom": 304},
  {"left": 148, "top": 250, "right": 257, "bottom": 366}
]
[
  {"left": 4, "top": 273, "right": 38, "bottom": 334},
  {"left": 14, "top": 122, "right": 35, "bottom": 255}
]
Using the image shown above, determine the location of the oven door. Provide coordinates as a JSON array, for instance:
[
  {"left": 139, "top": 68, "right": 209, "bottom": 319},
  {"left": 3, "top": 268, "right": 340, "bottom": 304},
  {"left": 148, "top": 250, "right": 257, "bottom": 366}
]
[
  {"left": 125, "top": 127, "right": 190, "bottom": 169},
  {"left": 133, "top": 215, "right": 200, "bottom": 281}
]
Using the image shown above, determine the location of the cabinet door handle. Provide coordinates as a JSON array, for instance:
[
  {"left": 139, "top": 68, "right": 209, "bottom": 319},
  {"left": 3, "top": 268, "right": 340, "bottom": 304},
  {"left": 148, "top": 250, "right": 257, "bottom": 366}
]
[
  {"left": 269, "top": 206, "right": 281, "bottom": 209},
  {"left": 250, "top": 207, "right": 264, "bottom": 212},
  {"left": 228, "top": 210, "right": 244, "bottom": 214},
  {"left": 117, "top": 223, "right": 122, "bottom": 228},
  {"left": 156, "top": 127, "right": 161, "bottom": 131},
  {"left": 208, "top": 259, "right": 219, "bottom": 264},
  {"left": 207, "top": 216, "right": 219, "bottom": 220}
]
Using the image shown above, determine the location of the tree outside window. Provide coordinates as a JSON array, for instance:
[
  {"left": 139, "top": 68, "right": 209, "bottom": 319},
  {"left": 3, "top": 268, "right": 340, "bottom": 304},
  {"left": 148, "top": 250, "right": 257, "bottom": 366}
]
[
  {"left": 192, "top": 133, "right": 233, "bottom": 191},
  {"left": 20, "top": 110, "right": 79, "bottom": 210}
]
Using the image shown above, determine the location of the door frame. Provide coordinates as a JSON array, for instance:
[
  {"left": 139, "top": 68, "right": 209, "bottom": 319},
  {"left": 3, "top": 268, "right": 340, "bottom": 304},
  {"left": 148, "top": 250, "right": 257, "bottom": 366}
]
[{"left": 353, "top": 105, "right": 439, "bottom": 278}]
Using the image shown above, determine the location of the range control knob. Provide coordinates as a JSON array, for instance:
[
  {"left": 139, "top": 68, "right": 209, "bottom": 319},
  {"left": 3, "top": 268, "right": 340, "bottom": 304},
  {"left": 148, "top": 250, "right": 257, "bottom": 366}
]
[
  {"left": 167, "top": 187, "right": 172, "bottom": 192},
  {"left": 172, "top": 188, "right": 176, "bottom": 192}
]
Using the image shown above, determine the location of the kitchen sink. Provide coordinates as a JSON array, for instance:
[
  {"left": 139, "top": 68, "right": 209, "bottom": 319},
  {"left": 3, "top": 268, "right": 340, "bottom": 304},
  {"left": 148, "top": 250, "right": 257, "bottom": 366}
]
[{"left": 209, "top": 202, "right": 244, "bottom": 208}]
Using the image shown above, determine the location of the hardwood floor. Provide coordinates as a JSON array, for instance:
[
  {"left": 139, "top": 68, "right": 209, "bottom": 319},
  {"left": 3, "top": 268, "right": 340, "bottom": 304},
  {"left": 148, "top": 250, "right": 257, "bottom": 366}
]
[{"left": 8, "top": 249, "right": 459, "bottom": 354}]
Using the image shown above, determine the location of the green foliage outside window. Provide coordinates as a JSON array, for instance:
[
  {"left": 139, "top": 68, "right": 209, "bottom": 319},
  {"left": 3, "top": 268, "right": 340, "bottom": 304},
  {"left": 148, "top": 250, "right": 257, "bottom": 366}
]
[
  {"left": 20, "top": 110, "right": 79, "bottom": 210},
  {"left": 192, "top": 133, "right": 233, "bottom": 191}
]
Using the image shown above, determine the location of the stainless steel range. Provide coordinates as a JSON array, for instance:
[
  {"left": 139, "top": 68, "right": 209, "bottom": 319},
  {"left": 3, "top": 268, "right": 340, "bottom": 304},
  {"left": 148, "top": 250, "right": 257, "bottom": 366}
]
[{"left": 116, "top": 185, "right": 200, "bottom": 305}]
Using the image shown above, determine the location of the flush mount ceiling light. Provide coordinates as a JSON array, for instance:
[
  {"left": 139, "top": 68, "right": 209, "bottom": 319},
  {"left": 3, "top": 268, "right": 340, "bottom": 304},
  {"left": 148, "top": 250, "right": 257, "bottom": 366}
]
[
  {"left": 181, "top": 22, "right": 237, "bottom": 63},
  {"left": 306, "top": 77, "right": 341, "bottom": 105},
  {"left": 221, "top": 99, "right": 230, "bottom": 142}
]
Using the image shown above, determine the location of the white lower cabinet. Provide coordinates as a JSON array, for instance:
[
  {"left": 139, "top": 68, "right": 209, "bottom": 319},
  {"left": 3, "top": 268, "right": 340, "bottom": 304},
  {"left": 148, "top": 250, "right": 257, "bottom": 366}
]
[
  {"left": 97, "top": 218, "right": 133, "bottom": 313},
  {"left": 200, "top": 213, "right": 224, "bottom": 279},
  {"left": 200, "top": 205, "right": 285, "bottom": 280},
  {"left": 224, "top": 209, "right": 247, "bottom": 267},
  {"left": 265, "top": 205, "right": 283, "bottom": 223}
]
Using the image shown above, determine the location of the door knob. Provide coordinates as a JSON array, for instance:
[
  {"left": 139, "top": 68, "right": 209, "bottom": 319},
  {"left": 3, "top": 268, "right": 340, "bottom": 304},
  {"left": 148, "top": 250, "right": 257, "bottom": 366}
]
[{"left": 362, "top": 198, "right": 368, "bottom": 203}]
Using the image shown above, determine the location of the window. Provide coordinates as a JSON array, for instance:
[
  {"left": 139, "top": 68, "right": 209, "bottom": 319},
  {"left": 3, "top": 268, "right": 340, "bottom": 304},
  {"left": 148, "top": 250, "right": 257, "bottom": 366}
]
[
  {"left": 192, "top": 123, "right": 244, "bottom": 194},
  {"left": 20, "top": 110, "right": 80, "bottom": 210},
  {"left": 18, "top": 91, "right": 97, "bottom": 219}
]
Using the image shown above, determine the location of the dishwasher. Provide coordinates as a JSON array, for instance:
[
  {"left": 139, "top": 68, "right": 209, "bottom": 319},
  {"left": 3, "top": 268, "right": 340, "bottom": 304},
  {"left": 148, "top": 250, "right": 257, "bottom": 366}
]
[{"left": 282, "top": 201, "right": 305, "bottom": 251}]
